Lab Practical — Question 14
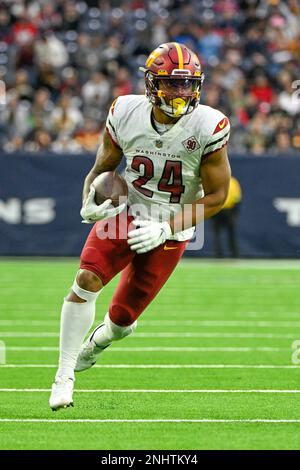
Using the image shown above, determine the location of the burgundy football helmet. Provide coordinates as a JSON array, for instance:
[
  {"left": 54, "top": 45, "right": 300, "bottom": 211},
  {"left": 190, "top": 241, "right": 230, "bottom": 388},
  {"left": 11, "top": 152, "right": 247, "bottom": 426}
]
[{"left": 140, "top": 42, "right": 204, "bottom": 117}]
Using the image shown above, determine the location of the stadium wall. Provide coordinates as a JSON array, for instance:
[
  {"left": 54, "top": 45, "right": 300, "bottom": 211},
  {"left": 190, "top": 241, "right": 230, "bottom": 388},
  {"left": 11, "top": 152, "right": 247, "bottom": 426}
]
[{"left": 0, "top": 152, "right": 299, "bottom": 258}]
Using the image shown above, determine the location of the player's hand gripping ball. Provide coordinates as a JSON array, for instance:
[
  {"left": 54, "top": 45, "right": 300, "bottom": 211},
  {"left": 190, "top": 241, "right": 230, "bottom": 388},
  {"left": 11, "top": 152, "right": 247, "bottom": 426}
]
[{"left": 80, "top": 171, "right": 127, "bottom": 224}]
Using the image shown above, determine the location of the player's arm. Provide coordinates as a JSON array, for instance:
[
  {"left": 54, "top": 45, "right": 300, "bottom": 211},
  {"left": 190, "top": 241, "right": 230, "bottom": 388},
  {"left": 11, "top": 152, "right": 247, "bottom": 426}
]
[
  {"left": 200, "top": 145, "right": 231, "bottom": 218},
  {"left": 80, "top": 128, "right": 124, "bottom": 224},
  {"left": 128, "top": 146, "right": 231, "bottom": 254},
  {"left": 171, "top": 146, "right": 231, "bottom": 233},
  {"left": 82, "top": 128, "right": 123, "bottom": 204}
]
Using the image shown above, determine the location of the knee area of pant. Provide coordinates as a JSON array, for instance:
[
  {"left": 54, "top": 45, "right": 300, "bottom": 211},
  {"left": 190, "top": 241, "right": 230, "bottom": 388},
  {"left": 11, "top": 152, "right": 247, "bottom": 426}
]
[
  {"left": 76, "top": 269, "right": 102, "bottom": 292},
  {"left": 71, "top": 270, "right": 102, "bottom": 302}
]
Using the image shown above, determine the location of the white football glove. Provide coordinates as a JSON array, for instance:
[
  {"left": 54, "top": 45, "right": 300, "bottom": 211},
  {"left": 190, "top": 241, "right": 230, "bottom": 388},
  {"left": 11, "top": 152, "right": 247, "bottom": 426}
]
[
  {"left": 127, "top": 220, "right": 172, "bottom": 254},
  {"left": 80, "top": 186, "right": 126, "bottom": 224}
]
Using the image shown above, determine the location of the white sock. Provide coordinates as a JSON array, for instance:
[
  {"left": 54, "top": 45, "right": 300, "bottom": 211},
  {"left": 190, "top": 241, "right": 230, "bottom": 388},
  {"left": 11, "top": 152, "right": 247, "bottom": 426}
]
[
  {"left": 91, "top": 312, "right": 137, "bottom": 348},
  {"left": 56, "top": 280, "right": 101, "bottom": 380}
]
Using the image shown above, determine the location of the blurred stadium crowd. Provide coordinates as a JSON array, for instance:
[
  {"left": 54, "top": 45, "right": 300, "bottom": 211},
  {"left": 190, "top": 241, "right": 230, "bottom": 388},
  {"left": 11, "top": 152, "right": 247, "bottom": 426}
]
[{"left": 0, "top": 0, "right": 299, "bottom": 155}]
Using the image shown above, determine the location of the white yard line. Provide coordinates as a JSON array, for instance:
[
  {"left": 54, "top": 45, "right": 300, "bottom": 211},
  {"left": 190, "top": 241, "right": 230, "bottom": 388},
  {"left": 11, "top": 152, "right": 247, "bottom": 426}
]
[
  {"left": 124, "top": 332, "right": 299, "bottom": 338},
  {"left": 1, "top": 313, "right": 300, "bottom": 320},
  {"left": 1, "top": 388, "right": 300, "bottom": 393},
  {"left": 2, "top": 319, "right": 300, "bottom": 332},
  {"left": 0, "top": 364, "right": 298, "bottom": 369},
  {"left": 1, "top": 283, "right": 299, "bottom": 290},
  {"left": 0, "top": 321, "right": 59, "bottom": 326},
  {"left": 1, "top": 418, "right": 300, "bottom": 423},
  {"left": 0, "top": 333, "right": 58, "bottom": 337},
  {"left": 1, "top": 346, "right": 287, "bottom": 352},
  {"left": 1, "top": 327, "right": 300, "bottom": 339},
  {"left": 140, "top": 320, "right": 300, "bottom": 327},
  {"left": 0, "top": 313, "right": 292, "bottom": 321}
]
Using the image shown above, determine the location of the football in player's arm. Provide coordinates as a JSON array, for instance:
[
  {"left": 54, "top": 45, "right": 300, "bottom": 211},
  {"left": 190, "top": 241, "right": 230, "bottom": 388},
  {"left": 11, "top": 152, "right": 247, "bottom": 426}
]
[{"left": 49, "top": 42, "right": 231, "bottom": 411}]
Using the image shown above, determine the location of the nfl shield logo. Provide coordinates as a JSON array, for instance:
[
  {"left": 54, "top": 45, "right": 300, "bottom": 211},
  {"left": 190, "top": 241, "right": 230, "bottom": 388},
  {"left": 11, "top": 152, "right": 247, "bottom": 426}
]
[{"left": 155, "top": 140, "right": 163, "bottom": 148}]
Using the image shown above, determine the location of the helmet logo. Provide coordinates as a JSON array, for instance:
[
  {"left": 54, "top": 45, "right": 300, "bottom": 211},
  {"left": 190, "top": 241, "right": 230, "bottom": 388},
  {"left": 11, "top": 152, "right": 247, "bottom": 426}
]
[
  {"left": 173, "top": 42, "right": 184, "bottom": 69},
  {"left": 146, "top": 49, "right": 162, "bottom": 67}
]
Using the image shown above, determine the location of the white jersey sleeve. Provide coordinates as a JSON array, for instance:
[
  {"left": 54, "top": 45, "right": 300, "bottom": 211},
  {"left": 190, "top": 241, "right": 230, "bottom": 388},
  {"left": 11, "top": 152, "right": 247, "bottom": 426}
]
[
  {"left": 202, "top": 113, "right": 230, "bottom": 157},
  {"left": 105, "top": 98, "right": 122, "bottom": 149},
  {"left": 105, "top": 95, "right": 143, "bottom": 150}
]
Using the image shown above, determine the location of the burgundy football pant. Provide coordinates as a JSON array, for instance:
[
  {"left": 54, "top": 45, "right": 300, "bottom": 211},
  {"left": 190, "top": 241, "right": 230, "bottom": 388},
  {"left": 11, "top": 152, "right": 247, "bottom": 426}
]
[{"left": 79, "top": 213, "right": 188, "bottom": 326}]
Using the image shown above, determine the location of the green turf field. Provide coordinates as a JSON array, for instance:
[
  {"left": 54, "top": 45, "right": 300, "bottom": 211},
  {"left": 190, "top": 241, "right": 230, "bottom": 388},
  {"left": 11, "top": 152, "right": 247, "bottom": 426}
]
[{"left": 1, "top": 259, "right": 300, "bottom": 449}]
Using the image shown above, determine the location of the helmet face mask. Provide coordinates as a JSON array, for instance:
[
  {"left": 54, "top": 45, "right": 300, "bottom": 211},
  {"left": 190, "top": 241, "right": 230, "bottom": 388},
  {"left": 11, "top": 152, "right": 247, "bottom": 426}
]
[
  {"left": 141, "top": 43, "right": 205, "bottom": 117},
  {"left": 147, "top": 74, "right": 203, "bottom": 117}
]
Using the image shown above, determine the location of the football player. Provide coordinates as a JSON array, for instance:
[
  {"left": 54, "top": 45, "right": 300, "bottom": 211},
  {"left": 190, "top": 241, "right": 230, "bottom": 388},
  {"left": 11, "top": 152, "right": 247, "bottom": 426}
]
[{"left": 49, "top": 42, "right": 231, "bottom": 410}]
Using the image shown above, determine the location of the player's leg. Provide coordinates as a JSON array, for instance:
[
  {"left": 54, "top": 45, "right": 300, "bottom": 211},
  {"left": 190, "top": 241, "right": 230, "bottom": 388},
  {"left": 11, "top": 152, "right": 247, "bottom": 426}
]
[
  {"left": 56, "top": 270, "right": 102, "bottom": 378},
  {"left": 76, "top": 239, "right": 188, "bottom": 370},
  {"left": 75, "top": 310, "right": 137, "bottom": 371},
  {"left": 49, "top": 269, "right": 102, "bottom": 410},
  {"left": 109, "top": 239, "right": 188, "bottom": 325},
  {"left": 50, "top": 214, "right": 135, "bottom": 409}
]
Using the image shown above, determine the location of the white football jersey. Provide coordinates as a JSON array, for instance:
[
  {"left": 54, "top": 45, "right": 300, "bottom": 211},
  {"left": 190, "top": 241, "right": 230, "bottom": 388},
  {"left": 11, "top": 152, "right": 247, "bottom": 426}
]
[{"left": 106, "top": 95, "right": 230, "bottom": 241}]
